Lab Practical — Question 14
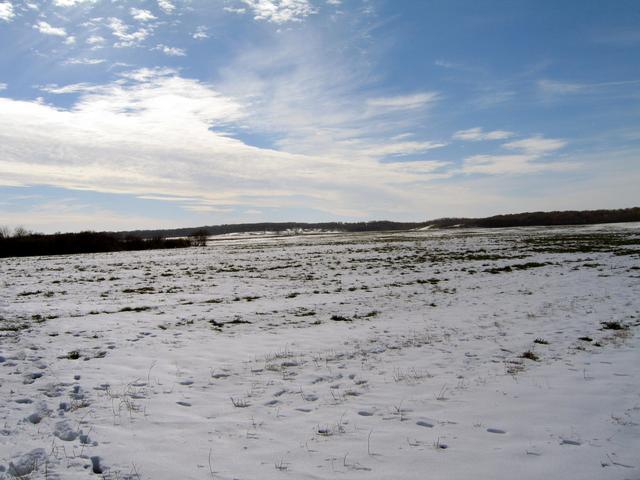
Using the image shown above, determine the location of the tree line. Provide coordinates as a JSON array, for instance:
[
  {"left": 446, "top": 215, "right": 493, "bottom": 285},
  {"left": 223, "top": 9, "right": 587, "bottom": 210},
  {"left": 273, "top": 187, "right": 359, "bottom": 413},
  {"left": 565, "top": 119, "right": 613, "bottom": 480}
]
[
  {"left": 0, "top": 228, "right": 195, "bottom": 258},
  {"left": 120, "top": 208, "right": 640, "bottom": 239},
  {"left": 1, "top": 207, "right": 638, "bottom": 258},
  {"left": 425, "top": 207, "right": 640, "bottom": 229},
  {"left": 123, "top": 221, "right": 429, "bottom": 239}
]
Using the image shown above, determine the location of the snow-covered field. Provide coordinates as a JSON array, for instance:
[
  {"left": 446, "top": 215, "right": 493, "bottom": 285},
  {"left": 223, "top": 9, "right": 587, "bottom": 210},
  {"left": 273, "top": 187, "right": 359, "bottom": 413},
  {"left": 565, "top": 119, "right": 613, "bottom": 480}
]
[{"left": 1, "top": 224, "right": 639, "bottom": 479}]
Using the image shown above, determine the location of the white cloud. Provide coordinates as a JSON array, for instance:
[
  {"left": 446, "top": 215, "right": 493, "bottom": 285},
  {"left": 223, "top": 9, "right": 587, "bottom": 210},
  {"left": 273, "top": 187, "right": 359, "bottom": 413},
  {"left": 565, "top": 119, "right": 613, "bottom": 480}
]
[
  {"left": 118, "top": 67, "right": 178, "bottom": 82},
  {"left": 327, "top": 0, "right": 341, "bottom": 5},
  {"left": 383, "top": 160, "right": 450, "bottom": 176},
  {"left": 472, "top": 90, "right": 516, "bottom": 109},
  {"left": 462, "top": 154, "right": 576, "bottom": 175},
  {"left": 40, "top": 82, "right": 100, "bottom": 94},
  {"left": 224, "top": 7, "right": 246, "bottom": 14},
  {"left": 434, "top": 59, "right": 457, "bottom": 69},
  {"left": 157, "top": 0, "right": 175, "bottom": 14},
  {"left": 183, "top": 204, "right": 233, "bottom": 213},
  {"left": 53, "top": 0, "right": 95, "bottom": 6},
  {"left": 155, "top": 44, "right": 186, "bottom": 56},
  {"left": 538, "top": 79, "right": 586, "bottom": 95},
  {"left": 0, "top": 82, "right": 7, "bottom": 91},
  {"left": 367, "top": 92, "right": 439, "bottom": 111},
  {"left": 64, "top": 58, "right": 106, "bottom": 65},
  {"left": 34, "top": 21, "right": 67, "bottom": 37},
  {"left": 462, "top": 135, "right": 573, "bottom": 175},
  {"left": 363, "top": 140, "right": 446, "bottom": 158},
  {"left": 87, "top": 35, "right": 105, "bottom": 45},
  {"left": 108, "top": 17, "right": 151, "bottom": 47},
  {"left": 131, "top": 8, "right": 157, "bottom": 22},
  {"left": 538, "top": 78, "right": 640, "bottom": 97},
  {"left": 0, "top": 69, "right": 463, "bottom": 220},
  {"left": 503, "top": 136, "right": 567, "bottom": 155},
  {"left": 214, "top": 30, "right": 444, "bottom": 169},
  {"left": 240, "top": 0, "right": 316, "bottom": 23},
  {"left": 0, "top": 71, "right": 247, "bottom": 197},
  {"left": 0, "top": 199, "right": 178, "bottom": 233},
  {"left": 485, "top": 131, "right": 513, "bottom": 140},
  {"left": 193, "top": 26, "right": 208, "bottom": 39},
  {"left": 453, "top": 127, "right": 514, "bottom": 142},
  {"left": 0, "top": 1, "right": 14, "bottom": 22}
]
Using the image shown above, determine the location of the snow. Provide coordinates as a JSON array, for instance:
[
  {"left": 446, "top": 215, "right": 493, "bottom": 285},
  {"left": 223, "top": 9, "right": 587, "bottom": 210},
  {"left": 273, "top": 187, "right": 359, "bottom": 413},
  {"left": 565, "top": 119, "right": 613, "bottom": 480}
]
[{"left": 1, "top": 224, "right": 639, "bottom": 479}]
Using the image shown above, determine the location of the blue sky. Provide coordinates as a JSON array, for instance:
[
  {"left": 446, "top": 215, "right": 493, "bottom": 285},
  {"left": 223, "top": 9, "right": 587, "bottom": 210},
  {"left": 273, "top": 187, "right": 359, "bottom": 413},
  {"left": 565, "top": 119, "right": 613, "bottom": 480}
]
[{"left": 0, "top": 0, "right": 638, "bottom": 233}]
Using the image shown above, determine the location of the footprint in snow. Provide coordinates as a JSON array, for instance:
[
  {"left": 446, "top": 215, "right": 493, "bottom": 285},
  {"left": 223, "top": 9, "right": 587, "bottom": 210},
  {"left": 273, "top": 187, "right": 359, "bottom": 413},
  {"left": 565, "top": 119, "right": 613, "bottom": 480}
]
[
  {"left": 176, "top": 401, "right": 192, "bottom": 407},
  {"left": 487, "top": 428, "right": 507, "bottom": 434},
  {"left": 54, "top": 420, "right": 79, "bottom": 441},
  {"left": 560, "top": 439, "right": 581, "bottom": 446},
  {"left": 416, "top": 420, "right": 434, "bottom": 428},
  {"left": 90, "top": 456, "right": 104, "bottom": 474},
  {"left": 25, "top": 412, "right": 43, "bottom": 424},
  {"left": 8, "top": 448, "right": 47, "bottom": 477},
  {"left": 358, "top": 411, "right": 374, "bottom": 417}
]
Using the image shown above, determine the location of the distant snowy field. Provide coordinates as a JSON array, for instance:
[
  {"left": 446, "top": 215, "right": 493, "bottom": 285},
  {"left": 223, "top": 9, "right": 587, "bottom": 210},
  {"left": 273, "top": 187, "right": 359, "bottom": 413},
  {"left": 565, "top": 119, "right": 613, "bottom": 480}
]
[{"left": 1, "top": 224, "right": 639, "bottom": 479}]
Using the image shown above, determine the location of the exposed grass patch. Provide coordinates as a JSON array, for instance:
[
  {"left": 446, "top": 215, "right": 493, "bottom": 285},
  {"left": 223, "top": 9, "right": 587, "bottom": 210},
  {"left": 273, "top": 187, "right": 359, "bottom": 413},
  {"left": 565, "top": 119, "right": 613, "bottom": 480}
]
[
  {"left": 119, "top": 306, "right": 152, "bottom": 312},
  {"left": 122, "top": 287, "right": 155, "bottom": 294},
  {"left": 601, "top": 321, "right": 627, "bottom": 330},
  {"left": 520, "top": 350, "right": 539, "bottom": 361},
  {"left": 227, "top": 318, "right": 251, "bottom": 325},
  {"left": 0, "top": 321, "right": 29, "bottom": 332},
  {"left": 485, "top": 262, "right": 550, "bottom": 274},
  {"left": 230, "top": 396, "right": 250, "bottom": 408},
  {"left": 17, "top": 290, "right": 43, "bottom": 297},
  {"left": 233, "top": 295, "right": 261, "bottom": 302}
]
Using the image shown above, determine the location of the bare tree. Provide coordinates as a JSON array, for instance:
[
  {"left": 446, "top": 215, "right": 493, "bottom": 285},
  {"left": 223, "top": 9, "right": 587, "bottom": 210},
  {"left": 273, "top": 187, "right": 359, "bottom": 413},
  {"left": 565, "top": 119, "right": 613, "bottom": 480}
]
[
  {"left": 13, "top": 226, "right": 30, "bottom": 237},
  {"left": 189, "top": 229, "right": 208, "bottom": 247}
]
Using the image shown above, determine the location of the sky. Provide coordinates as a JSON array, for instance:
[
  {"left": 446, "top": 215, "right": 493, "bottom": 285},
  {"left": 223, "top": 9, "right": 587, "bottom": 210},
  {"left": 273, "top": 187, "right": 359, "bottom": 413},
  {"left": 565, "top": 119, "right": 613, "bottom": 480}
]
[{"left": 0, "top": 0, "right": 639, "bottom": 233}]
